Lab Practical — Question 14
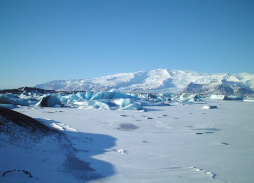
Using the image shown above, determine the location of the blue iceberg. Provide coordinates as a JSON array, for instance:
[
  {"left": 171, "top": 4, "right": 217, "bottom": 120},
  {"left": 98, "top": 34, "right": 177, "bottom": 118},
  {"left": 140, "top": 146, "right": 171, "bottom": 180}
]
[
  {"left": 36, "top": 94, "right": 62, "bottom": 107},
  {"left": 12, "top": 98, "right": 30, "bottom": 106},
  {"left": 76, "top": 92, "right": 86, "bottom": 99},
  {"left": 120, "top": 103, "right": 143, "bottom": 110},
  {"left": 83, "top": 100, "right": 109, "bottom": 110},
  {"left": 90, "top": 89, "right": 129, "bottom": 100},
  {"left": 210, "top": 95, "right": 226, "bottom": 100},
  {"left": 180, "top": 93, "right": 199, "bottom": 102},
  {"left": 86, "top": 92, "right": 92, "bottom": 100},
  {"left": 0, "top": 104, "right": 16, "bottom": 109},
  {"left": 119, "top": 99, "right": 132, "bottom": 108},
  {"left": 0, "top": 94, "right": 12, "bottom": 104},
  {"left": 225, "top": 96, "right": 243, "bottom": 100}
]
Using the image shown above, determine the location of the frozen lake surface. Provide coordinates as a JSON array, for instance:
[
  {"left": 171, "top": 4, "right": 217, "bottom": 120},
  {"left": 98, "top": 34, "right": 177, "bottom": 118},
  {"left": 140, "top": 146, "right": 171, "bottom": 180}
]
[{"left": 1, "top": 99, "right": 254, "bottom": 182}]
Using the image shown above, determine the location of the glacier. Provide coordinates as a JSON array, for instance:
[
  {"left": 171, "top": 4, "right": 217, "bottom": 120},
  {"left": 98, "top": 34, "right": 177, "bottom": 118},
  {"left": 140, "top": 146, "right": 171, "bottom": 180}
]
[{"left": 34, "top": 69, "right": 254, "bottom": 95}]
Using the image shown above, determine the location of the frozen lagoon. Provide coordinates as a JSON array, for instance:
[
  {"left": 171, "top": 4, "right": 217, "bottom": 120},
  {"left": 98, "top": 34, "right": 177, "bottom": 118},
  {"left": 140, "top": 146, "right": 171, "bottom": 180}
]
[{"left": 1, "top": 99, "right": 254, "bottom": 183}]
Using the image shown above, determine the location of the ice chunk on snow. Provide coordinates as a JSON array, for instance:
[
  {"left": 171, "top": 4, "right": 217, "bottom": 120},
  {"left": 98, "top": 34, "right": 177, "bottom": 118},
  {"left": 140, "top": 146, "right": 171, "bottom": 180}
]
[
  {"left": 82, "top": 100, "right": 109, "bottom": 110},
  {"left": 180, "top": 93, "right": 198, "bottom": 102},
  {"left": 117, "top": 149, "right": 127, "bottom": 154},
  {"left": 244, "top": 96, "right": 254, "bottom": 102},
  {"left": 120, "top": 103, "right": 143, "bottom": 110},
  {"left": 203, "top": 105, "right": 217, "bottom": 109}
]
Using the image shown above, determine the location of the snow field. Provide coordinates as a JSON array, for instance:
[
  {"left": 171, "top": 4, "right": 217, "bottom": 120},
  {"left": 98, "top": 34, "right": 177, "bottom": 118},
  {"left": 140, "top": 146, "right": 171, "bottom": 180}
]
[{"left": 3, "top": 99, "right": 252, "bottom": 182}]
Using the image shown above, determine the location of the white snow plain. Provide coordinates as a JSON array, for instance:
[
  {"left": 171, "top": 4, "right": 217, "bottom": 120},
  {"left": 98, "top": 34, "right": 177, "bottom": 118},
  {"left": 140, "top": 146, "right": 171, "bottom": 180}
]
[{"left": 1, "top": 99, "right": 254, "bottom": 183}]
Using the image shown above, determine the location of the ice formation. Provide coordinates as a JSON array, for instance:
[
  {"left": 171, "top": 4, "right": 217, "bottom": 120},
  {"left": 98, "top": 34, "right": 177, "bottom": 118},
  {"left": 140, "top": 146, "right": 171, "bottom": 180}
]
[
  {"left": 120, "top": 103, "right": 143, "bottom": 110},
  {"left": 11, "top": 98, "right": 30, "bottom": 106},
  {"left": 36, "top": 94, "right": 62, "bottom": 107},
  {"left": 203, "top": 105, "right": 218, "bottom": 109},
  {"left": 226, "top": 96, "right": 243, "bottom": 100},
  {"left": 180, "top": 93, "right": 199, "bottom": 102},
  {"left": 119, "top": 99, "right": 132, "bottom": 108},
  {"left": 90, "top": 90, "right": 129, "bottom": 100},
  {"left": 0, "top": 104, "right": 16, "bottom": 109},
  {"left": 210, "top": 95, "right": 226, "bottom": 100},
  {"left": 210, "top": 95, "right": 243, "bottom": 100},
  {"left": 0, "top": 94, "right": 12, "bottom": 104},
  {"left": 86, "top": 92, "right": 92, "bottom": 100}
]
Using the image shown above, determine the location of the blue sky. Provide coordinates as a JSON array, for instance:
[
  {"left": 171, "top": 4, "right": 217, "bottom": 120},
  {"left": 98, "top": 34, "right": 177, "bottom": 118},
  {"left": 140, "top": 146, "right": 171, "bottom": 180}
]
[{"left": 1, "top": 0, "right": 254, "bottom": 89}]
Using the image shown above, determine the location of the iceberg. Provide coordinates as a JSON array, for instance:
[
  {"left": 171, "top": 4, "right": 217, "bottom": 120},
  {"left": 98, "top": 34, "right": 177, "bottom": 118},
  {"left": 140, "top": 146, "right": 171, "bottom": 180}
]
[
  {"left": 76, "top": 92, "right": 86, "bottom": 99},
  {"left": 0, "top": 104, "right": 16, "bottom": 109},
  {"left": 94, "top": 101, "right": 110, "bottom": 110},
  {"left": 90, "top": 90, "right": 129, "bottom": 100},
  {"left": 82, "top": 100, "right": 109, "bottom": 110},
  {"left": 60, "top": 96, "right": 70, "bottom": 103},
  {"left": 0, "top": 94, "right": 12, "bottom": 104},
  {"left": 12, "top": 98, "right": 30, "bottom": 106},
  {"left": 5, "top": 93, "right": 17, "bottom": 98},
  {"left": 225, "top": 96, "right": 243, "bottom": 100},
  {"left": 180, "top": 93, "right": 199, "bottom": 102},
  {"left": 19, "top": 93, "right": 33, "bottom": 100},
  {"left": 120, "top": 103, "right": 143, "bottom": 110},
  {"left": 203, "top": 105, "right": 218, "bottom": 109},
  {"left": 210, "top": 95, "right": 226, "bottom": 100},
  {"left": 154, "top": 98, "right": 162, "bottom": 102},
  {"left": 118, "top": 98, "right": 143, "bottom": 110},
  {"left": 36, "top": 94, "right": 62, "bottom": 107},
  {"left": 119, "top": 99, "right": 132, "bottom": 108},
  {"left": 68, "top": 93, "right": 79, "bottom": 102},
  {"left": 86, "top": 92, "right": 92, "bottom": 100},
  {"left": 244, "top": 96, "right": 254, "bottom": 102}
]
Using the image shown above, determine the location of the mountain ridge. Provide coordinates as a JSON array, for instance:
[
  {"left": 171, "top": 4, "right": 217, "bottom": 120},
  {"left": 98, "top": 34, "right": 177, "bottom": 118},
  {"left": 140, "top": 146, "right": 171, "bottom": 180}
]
[{"left": 34, "top": 69, "right": 254, "bottom": 94}]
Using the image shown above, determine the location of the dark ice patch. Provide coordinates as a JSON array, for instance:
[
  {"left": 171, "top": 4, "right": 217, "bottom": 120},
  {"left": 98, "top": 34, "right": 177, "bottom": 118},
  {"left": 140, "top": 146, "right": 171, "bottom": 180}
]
[
  {"left": 196, "top": 133, "right": 203, "bottom": 135},
  {"left": 220, "top": 142, "right": 229, "bottom": 145},
  {"left": 142, "top": 141, "right": 151, "bottom": 143},
  {"left": 192, "top": 128, "right": 220, "bottom": 131},
  {"left": 117, "top": 123, "right": 139, "bottom": 131},
  {"left": 120, "top": 115, "right": 134, "bottom": 118}
]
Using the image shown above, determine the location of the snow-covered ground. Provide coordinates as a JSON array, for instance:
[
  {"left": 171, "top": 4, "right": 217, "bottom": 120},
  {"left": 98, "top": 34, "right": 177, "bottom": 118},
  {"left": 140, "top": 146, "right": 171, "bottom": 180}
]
[{"left": 1, "top": 99, "right": 254, "bottom": 182}]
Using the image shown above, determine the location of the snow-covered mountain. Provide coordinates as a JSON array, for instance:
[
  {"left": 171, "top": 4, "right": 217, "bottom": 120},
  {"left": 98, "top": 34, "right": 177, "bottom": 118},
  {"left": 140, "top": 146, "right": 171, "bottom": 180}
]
[{"left": 35, "top": 69, "right": 254, "bottom": 94}]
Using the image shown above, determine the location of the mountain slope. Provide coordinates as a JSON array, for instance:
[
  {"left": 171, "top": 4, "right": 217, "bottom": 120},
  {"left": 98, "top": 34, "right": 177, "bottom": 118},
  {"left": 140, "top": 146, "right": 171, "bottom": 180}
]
[{"left": 34, "top": 69, "right": 254, "bottom": 94}]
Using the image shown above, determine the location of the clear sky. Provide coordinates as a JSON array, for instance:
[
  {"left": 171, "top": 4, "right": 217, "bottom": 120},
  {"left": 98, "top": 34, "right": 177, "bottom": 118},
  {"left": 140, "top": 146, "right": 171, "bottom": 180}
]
[{"left": 1, "top": 0, "right": 254, "bottom": 89}]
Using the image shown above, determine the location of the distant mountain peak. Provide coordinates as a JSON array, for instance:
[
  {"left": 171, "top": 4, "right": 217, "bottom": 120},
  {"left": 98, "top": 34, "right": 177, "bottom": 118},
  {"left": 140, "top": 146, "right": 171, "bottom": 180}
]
[{"left": 34, "top": 69, "right": 254, "bottom": 94}]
